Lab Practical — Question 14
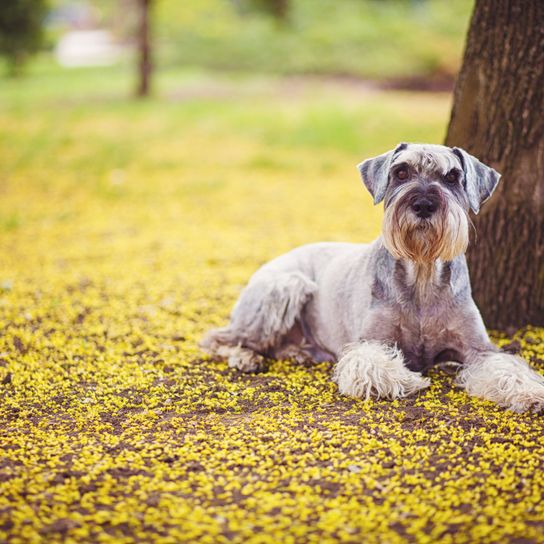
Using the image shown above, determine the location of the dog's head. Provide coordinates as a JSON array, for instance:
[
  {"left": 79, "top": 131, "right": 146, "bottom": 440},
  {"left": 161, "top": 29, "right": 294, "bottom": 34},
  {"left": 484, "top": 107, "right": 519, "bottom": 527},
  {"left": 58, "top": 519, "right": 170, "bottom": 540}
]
[{"left": 358, "top": 143, "right": 500, "bottom": 263}]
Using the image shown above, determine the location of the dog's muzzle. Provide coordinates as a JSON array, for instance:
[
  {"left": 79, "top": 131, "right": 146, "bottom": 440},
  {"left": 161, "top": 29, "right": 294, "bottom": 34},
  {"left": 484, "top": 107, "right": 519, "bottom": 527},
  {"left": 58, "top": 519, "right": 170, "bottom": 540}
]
[{"left": 383, "top": 182, "right": 469, "bottom": 263}]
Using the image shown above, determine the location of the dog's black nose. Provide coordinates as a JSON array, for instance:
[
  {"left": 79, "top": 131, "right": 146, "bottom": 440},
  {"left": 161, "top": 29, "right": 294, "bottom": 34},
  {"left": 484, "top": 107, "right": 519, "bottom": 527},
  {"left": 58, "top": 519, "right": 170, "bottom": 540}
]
[{"left": 412, "top": 197, "right": 437, "bottom": 219}]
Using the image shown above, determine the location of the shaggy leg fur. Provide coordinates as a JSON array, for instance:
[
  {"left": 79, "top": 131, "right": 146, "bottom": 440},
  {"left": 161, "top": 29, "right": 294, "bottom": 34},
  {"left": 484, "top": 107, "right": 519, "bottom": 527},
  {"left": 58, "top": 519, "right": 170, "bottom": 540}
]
[
  {"left": 457, "top": 351, "right": 544, "bottom": 413},
  {"left": 332, "top": 341, "right": 430, "bottom": 400},
  {"left": 200, "top": 271, "right": 317, "bottom": 372}
]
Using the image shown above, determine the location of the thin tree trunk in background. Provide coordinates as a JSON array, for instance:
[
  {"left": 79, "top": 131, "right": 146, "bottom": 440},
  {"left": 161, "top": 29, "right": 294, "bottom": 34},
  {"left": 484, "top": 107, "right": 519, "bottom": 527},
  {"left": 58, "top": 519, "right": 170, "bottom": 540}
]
[
  {"left": 136, "top": 0, "right": 151, "bottom": 97},
  {"left": 270, "top": 0, "right": 289, "bottom": 21},
  {"left": 445, "top": 0, "right": 544, "bottom": 329}
]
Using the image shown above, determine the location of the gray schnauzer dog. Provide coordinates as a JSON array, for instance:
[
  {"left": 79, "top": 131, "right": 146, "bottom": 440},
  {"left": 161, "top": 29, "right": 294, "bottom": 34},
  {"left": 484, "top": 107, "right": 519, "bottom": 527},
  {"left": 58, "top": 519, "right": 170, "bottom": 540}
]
[{"left": 201, "top": 143, "right": 544, "bottom": 413}]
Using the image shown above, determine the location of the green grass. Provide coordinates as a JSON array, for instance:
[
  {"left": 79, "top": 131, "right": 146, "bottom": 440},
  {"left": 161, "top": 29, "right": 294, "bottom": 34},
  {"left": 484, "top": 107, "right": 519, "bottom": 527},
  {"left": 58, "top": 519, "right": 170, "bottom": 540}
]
[{"left": 0, "top": 60, "right": 451, "bottom": 157}]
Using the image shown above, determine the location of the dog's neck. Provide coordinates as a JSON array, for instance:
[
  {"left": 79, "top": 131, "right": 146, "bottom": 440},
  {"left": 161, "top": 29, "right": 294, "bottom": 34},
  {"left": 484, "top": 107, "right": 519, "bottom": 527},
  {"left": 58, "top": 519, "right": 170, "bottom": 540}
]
[
  {"left": 378, "top": 240, "right": 456, "bottom": 305},
  {"left": 401, "top": 259, "right": 449, "bottom": 301}
]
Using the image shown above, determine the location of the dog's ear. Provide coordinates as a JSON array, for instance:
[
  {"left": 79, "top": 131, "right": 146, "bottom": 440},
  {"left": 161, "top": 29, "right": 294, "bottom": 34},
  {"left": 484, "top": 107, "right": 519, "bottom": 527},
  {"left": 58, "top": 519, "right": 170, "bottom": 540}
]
[
  {"left": 452, "top": 147, "right": 501, "bottom": 214},
  {"left": 357, "top": 143, "right": 407, "bottom": 204}
]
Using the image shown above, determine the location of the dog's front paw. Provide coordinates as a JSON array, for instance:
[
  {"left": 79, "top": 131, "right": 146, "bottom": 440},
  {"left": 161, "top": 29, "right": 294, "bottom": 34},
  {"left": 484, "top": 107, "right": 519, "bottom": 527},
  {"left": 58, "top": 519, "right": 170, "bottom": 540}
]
[
  {"left": 457, "top": 352, "right": 544, "bottom": 413},
  {"left": 333, "top": 341, "right": 430, "bottom": 400}
]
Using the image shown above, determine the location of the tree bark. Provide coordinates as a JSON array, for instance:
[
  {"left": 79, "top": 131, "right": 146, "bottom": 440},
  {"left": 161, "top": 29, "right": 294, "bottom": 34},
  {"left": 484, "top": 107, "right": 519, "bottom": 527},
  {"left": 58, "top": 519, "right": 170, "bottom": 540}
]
[
  {"left": 136, "top": 0, "right": 152, "bottom": 97},
  {"left": 445, "top": 0, "right": 544, "bottom": 329}
]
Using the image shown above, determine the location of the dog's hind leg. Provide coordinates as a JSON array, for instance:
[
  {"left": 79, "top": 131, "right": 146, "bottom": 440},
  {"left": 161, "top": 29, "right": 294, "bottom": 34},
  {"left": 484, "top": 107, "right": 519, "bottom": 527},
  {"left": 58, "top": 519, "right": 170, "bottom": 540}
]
[{"left": 200, "top": 271, "right": 318, "bottom": 372}]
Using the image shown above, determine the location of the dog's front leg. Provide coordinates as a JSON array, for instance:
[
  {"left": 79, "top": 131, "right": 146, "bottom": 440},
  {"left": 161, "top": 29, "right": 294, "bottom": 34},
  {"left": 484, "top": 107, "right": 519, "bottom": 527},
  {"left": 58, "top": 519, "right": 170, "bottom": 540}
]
[
  {"left": 456, "top": 348, "right": 544, "bottom": 413},
  {"left": 332, "top": 341, "right": 430, "bottom": 400}
]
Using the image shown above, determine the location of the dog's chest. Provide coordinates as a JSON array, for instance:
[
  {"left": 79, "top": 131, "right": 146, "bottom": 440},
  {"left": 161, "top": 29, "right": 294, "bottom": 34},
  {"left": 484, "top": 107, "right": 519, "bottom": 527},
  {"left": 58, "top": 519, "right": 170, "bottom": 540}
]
[
  {"left": 372, "top": 262, "right": 465, "bottom": 371},
  {"left": 388, "top": 263, "right": 468, "bottom": 370},
  {"left": 395, "top": 307, "right": 462, "bottom": 371}
]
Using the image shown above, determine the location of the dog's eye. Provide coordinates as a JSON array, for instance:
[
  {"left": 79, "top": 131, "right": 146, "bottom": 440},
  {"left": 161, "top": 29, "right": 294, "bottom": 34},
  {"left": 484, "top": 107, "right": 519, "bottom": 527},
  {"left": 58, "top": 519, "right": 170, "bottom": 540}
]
[
  {"left": 396, "top": 169, "right": 409, "bottom": 181},
  {"left": 445, "top": 170, "right": 458, "bottom": 184}
]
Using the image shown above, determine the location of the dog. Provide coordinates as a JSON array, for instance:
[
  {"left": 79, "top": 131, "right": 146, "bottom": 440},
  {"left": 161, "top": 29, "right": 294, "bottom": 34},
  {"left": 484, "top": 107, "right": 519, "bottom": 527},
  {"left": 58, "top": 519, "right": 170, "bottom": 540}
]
[{"left": 201, "top": 143, "right": 544, "bottom": 413}]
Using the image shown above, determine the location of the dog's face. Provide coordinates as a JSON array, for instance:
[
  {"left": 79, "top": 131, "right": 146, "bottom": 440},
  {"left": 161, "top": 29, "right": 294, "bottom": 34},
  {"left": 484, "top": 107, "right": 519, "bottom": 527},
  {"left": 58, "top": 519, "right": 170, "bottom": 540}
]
[{"left": 358, "top": 143, "right": 501, "bottom": 263}]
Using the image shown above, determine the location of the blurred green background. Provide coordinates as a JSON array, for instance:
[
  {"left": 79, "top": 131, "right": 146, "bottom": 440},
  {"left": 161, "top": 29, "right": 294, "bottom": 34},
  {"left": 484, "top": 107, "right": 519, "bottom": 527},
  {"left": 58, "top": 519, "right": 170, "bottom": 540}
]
[
  {"left": 152, "top": 0, "right": 472, "bottom": 81},
  {"left": 2, "top": 0, "right": 473, "bottom": 84}
]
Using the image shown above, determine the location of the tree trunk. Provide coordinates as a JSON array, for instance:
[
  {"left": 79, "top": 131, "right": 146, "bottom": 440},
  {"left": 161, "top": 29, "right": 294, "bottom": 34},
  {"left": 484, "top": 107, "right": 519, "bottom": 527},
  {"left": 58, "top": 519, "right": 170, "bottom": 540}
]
[
  {"left": 136, "top": 0, "right": 152, "bottom": 97},
  {"left": 269, "top": 0, "right": 289, "bottom": 22},
  {"left": 445, "top": 0, "right": 544, "bottom": 329}
]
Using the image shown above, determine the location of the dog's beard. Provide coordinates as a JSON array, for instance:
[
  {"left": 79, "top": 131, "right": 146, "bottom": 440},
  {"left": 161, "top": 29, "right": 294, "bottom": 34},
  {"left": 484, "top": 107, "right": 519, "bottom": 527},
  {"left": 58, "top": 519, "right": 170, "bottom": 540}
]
[{"left": 382, "top": 189, "right": 469, "bottom": 263}]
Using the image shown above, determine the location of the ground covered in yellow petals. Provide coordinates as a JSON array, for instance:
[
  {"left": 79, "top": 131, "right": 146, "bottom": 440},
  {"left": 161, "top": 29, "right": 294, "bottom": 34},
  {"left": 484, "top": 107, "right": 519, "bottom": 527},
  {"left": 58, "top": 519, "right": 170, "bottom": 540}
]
[{"left": 1, "top": 65, "right": 543, "bottom": 543}]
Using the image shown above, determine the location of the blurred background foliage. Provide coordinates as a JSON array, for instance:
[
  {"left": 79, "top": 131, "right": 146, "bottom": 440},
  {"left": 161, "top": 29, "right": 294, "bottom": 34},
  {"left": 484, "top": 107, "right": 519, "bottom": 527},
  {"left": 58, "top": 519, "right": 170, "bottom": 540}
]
[
  {"left": 152, "top": 0, "right": 472, "bottom": 80},
  {"left": 0, "top": 0, "right": 47, "bottom": 75},
  {"left": 2, "top": 0, "right": 473, "bottom": 83}
]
